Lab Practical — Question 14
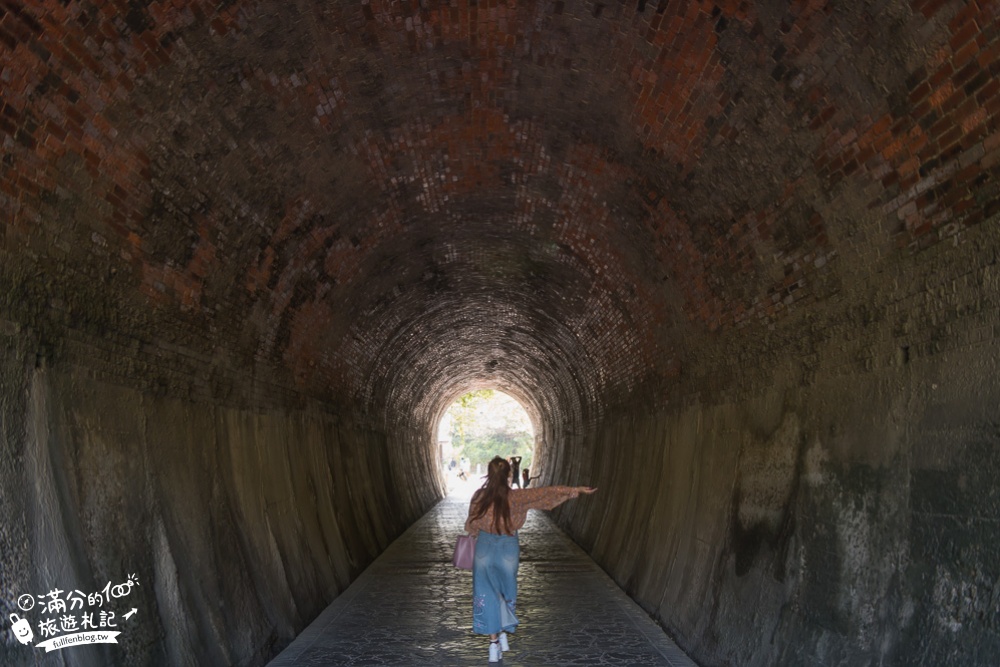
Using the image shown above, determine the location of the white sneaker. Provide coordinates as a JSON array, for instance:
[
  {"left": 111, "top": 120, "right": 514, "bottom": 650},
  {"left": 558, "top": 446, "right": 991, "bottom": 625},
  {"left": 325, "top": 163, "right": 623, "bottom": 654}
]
[
  {"left": 499, "top": 632, "right": 509, "bottom": 652},
  {"left": 489, "top": 640, "right": 502, "bottom": 662}
]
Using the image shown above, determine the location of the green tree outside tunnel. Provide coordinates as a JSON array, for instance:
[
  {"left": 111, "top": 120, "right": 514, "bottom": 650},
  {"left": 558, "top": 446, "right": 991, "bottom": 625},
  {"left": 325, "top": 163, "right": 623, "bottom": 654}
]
[{"left": 446, "top": 390, "right": 534, "bottom": 472}]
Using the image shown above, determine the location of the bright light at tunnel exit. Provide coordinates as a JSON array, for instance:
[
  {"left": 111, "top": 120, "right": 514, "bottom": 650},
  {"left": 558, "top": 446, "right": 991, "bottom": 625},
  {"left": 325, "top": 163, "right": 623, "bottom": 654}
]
[{"left": 438, "top": 390, "right": 535, "bottom": 487}]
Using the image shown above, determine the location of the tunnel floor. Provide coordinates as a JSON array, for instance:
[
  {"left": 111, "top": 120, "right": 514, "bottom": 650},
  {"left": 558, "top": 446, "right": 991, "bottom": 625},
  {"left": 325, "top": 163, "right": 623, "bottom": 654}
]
[{"left": 268, "top": 482, "right": 696, "bottom": 666}]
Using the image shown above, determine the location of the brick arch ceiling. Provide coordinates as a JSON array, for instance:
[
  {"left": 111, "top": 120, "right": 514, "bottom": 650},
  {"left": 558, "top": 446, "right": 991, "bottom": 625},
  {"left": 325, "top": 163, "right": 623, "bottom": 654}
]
[{"left": 2, "top": 2, "right": 993, "bottom": 431}]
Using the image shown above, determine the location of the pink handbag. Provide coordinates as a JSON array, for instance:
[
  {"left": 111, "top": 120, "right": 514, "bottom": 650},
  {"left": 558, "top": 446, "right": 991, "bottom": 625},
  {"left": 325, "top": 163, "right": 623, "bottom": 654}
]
[{"left": 452, "top": 534, "right": 475, "bottom": 570}]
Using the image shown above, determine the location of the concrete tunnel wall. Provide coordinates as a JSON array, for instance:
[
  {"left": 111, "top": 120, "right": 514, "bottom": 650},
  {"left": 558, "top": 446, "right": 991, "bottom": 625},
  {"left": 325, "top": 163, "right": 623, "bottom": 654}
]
[
  {"left": 1, "top": 2, "right": 999, "bottom": 666},
  {"left": 546, "top": 222, "right": 1000, "bottom": 666},
  {"left": 0, "top": 340, "right": 441, "bottom": 664}
]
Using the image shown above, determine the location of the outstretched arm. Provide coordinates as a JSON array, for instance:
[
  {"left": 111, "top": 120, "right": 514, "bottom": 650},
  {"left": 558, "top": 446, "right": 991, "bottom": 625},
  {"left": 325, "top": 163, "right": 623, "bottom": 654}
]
[{"left": 515, "top": 485, "right": 597, "bottom": 511}]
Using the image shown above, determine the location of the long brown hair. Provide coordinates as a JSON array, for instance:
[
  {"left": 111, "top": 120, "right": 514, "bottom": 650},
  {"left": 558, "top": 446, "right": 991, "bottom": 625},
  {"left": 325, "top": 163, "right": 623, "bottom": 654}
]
[{"left": 469, "top": 456, "right": 513, "bottom": 535}]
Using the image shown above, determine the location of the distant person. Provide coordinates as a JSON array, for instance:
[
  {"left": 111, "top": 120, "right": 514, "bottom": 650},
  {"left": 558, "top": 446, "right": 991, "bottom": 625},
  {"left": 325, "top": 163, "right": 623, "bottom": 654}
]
[
  {"left": 509, "top": 456, "right": 522, "bottom": 488},
  {"left": 465, "top": 456, "right": 596, "bottom": 662},
  {"left": 521, "top": 468, "right": 539, "bottom": 488}
]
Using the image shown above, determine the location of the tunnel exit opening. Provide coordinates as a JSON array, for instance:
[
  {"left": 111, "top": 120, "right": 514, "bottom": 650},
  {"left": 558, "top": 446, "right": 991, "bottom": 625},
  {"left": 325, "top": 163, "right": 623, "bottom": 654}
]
[{"left": 437, "top": 389, "right": 536, "bottom": 494}]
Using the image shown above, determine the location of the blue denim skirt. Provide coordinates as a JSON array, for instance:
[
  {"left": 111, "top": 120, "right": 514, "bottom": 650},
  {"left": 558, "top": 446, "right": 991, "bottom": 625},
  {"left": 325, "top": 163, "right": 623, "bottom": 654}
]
[{"left": 471, "top": 531, "right": 520, "bottom": 635}]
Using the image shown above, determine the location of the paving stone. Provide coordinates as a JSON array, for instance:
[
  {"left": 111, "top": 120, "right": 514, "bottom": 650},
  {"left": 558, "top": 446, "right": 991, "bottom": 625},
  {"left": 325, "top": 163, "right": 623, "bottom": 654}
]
[{"left": 269, "top": 491, "right": 696, "bottom": 667}]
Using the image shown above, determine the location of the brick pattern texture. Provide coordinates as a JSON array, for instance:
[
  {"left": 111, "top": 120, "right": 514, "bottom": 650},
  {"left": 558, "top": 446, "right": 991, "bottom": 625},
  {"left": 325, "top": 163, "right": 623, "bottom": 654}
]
[{"left": 2, "top": 2, "right": 1000, "bottom": 665}]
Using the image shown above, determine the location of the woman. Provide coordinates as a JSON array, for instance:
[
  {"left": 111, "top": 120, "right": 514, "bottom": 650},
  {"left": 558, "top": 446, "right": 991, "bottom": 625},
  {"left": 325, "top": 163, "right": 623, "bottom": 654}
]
[{"left": 464, "top": 456, "right": 597, "bottom": 662}]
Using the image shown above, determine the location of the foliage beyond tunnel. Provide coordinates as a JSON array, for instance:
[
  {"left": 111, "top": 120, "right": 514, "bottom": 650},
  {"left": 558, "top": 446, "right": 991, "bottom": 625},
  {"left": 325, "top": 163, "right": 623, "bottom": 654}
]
[{"left": 442, "top": 390, "right": 535, "bottom": 472}]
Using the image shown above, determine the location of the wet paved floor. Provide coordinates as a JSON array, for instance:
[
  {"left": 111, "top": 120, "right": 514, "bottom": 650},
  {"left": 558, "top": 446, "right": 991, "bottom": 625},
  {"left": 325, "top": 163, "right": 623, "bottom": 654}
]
[{"left": 269, "top": 483, "right": 697, "bottom": 667}]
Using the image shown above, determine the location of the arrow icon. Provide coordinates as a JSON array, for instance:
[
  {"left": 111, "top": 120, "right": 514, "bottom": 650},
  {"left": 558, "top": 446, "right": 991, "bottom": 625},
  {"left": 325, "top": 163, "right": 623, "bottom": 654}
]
[{"left": 123, "top": 609, "right": 137, "bottom": 621}]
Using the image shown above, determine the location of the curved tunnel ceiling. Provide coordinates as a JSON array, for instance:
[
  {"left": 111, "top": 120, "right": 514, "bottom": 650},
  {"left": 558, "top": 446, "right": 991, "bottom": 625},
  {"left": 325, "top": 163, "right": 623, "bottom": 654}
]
[{"left": 2, "top": 1, "right": 973, "bottom": 432}]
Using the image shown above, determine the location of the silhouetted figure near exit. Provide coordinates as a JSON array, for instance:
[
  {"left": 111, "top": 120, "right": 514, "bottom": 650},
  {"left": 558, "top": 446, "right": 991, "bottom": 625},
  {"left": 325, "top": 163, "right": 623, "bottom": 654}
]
[
  {"left": 521, "top": 468, "right": 539, "bottom": 488},
  {"left": 509, "top": 456, "right": 522, "bottom": 488}
]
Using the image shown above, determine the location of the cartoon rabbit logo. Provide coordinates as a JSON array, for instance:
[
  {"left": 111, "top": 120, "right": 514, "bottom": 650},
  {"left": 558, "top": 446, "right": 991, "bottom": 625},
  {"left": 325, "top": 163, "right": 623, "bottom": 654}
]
[{"left": 10, "top": 613, "right": 34, "bottom": 645}]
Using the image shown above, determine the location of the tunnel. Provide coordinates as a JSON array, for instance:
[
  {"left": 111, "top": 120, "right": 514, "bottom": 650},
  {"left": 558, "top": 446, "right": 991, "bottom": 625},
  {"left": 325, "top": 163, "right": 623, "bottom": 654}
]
[{"left": 1, "top": 1, "right": 999, "bottom": 665}]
